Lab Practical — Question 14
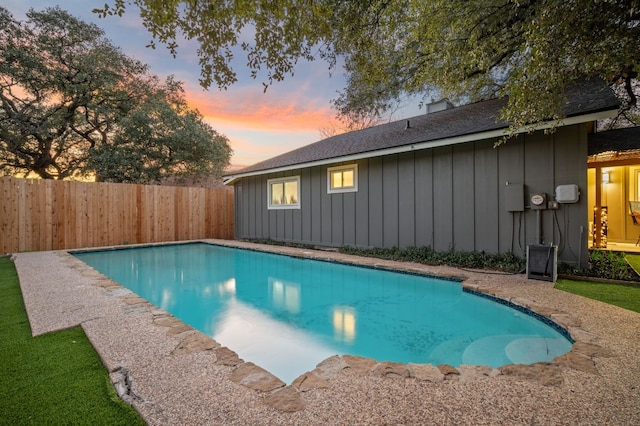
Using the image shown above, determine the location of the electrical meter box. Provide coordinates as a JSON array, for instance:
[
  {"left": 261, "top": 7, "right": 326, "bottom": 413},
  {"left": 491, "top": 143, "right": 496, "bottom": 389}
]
[
  {"left": 505, "top": 184, "right": 524, "bottom": 212},
  {"left": 556, "top": 184, "right": 580, "bottom": 203},
  {"left": 530, "top": 193, "right": 547, "bottom": 210}
]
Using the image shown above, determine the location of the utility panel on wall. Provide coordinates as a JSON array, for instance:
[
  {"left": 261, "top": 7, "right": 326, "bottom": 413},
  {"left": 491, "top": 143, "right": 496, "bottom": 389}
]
[
  {"left": 530, "top": 193, "right": 548, "bottom": 210},
  {"left": 556, "top": 184, "right": 580, "bottom": 203},
  {"left": 505, "top": 183, "right": 524, "bottom": 212}
]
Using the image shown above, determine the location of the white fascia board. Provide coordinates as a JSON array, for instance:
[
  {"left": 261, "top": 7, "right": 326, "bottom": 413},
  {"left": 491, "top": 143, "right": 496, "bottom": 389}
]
[{"left": 223, "top": 109, "right": 616, "bottom": 185}]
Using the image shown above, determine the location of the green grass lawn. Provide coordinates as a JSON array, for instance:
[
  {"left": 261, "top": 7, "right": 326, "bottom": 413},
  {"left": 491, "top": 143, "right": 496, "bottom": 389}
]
[
  {"left": 624, "top": 253, "right": 640, "bottom": 276},
  {"left": 555, "top": 278, "right": 640, "bottom": 313},
  {"left": 0, "top": 257, "right": 145, "bottom": 425}
]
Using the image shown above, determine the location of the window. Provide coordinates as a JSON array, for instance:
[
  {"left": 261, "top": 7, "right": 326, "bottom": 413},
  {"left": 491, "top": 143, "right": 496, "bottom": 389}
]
[
  {"left": 268, "top": 176, "right": 300, "bottom": 209},
  {"left": 327, "top": 164, "right": 358, "bottom": 194}
]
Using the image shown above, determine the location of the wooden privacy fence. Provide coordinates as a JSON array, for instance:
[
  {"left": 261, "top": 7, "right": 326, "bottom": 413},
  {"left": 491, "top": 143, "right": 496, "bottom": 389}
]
[{"left": 0, "top": 176, "right": 234, "bottom": 255}]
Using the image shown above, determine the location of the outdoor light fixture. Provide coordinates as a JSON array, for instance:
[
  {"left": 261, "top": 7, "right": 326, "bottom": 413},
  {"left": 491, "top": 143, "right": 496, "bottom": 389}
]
[{"left": 602, "top": 171, "right": 610, "bottom": 184}]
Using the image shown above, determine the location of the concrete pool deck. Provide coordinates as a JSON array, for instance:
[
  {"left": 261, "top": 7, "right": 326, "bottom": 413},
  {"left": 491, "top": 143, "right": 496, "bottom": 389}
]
[{"left": 13, "top": 239, "right": 640, "bottom": 425}]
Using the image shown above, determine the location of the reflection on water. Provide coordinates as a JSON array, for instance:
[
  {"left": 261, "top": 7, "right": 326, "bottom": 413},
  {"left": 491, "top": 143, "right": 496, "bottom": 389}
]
[
  {"left": 214, "top": 299, "right": 337, "bottom": 383},
  {"left": 216, "top": 278, "right": 236, "bottom": 296},
  {"left": 333, "top": 306, "right": 356, "bottom": 344},
  {"left": 160, "top": 288, "right": 174, "bottom": 311},
  {"left": 269, "top": 278, "right": 300, "bottom": 314},
  {"left": 74, "top": 243, "right": 573, "bottom": 384}
]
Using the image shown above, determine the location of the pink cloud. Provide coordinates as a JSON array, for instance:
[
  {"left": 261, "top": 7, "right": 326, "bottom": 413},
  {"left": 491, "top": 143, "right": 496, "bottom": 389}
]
[
  {"left": 216, "top": 120, "right": 329, "bottom": 165},
  {"left": 185, "top": 86, "right": 335, "bottom": 133}
]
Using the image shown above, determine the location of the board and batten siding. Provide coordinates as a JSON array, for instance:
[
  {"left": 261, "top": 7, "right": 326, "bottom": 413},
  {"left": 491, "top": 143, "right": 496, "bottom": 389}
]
[{"left": 234, "top": 123, "right": 589, "bottom": 266}]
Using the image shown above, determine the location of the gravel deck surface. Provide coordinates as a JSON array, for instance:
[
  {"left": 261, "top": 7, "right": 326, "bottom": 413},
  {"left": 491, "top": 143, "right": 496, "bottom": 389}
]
[{"left": 13, "top": 240, "right": 640, "bottom": 425}]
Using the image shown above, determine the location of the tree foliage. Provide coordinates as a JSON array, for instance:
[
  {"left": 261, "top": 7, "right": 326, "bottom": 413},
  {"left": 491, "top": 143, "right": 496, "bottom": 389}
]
[
  {"left": 0, "top": 6, "right": 231, "bottom": 183},
  {"left": 598, "top": 78, "right": 640, "bottom": 130},
  {"left": 96, "top": 0, "right": 640, "bottom": 133}
]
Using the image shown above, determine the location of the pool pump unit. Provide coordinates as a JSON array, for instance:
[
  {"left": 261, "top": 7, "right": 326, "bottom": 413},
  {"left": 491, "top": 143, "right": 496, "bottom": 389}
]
[{"left": 526, "top": 244, "right": 558, "bottom": 282}]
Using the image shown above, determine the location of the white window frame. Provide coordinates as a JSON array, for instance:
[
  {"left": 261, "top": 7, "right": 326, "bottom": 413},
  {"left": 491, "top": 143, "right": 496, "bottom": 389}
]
[
  {"left": 267, "top": 176, "right": 301, "bottom": 210},
  {"left": 327, "top": 164, "right": 358, "bottom": 194}
]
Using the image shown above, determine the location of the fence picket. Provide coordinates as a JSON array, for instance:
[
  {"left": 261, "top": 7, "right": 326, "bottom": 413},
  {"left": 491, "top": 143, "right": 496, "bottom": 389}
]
[{"left": 0, "top": 177, "right": 234, "bottom": 254}]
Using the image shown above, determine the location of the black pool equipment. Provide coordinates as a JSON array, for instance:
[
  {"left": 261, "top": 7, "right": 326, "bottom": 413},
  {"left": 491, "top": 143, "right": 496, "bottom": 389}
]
[{"left": 526, "top": 244, "right": 558, "bottom": 282}]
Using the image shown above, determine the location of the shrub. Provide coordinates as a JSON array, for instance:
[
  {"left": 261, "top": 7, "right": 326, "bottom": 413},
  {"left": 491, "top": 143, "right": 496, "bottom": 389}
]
[
  {"left": 245, "top": 239, "right": 639, "bottom": 281},
  {"left": 559, "top": 250, "right": 640, "bottom": 282},
  {"left": 339, "top": 246, "right": 525, "bottom": 273}
]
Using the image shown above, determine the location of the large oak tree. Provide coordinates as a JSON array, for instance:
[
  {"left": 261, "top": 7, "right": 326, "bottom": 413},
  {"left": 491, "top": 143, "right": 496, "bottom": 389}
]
[
  {"left": 0, "top": 6, "right": 231, "bottom": 183},
  {"left": 96, "top": 0, "right": 639, "bottom": 133}
]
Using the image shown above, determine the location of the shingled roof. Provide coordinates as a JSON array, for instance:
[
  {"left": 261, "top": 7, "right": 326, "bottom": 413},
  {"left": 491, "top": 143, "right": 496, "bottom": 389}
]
[
  {"left": 588, "top": 126, "right": 640, "bottom": 156},
  {"left": 588, "top": 126, "right": 640, "bottom": 163},
  {"left": 225, "top": 79, "right": 619, "bottom": 183}
]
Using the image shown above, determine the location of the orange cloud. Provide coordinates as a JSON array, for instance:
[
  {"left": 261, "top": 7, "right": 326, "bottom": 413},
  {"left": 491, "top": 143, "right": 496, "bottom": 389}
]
[
  {"left": 229, "top": 134, "right": 282, "bottom": 156},
  {"left": 178, "top": 70, "right": 344, "bottom": 166},
  {"left": 185, "top": 86, "right": 335, "bottom": 133},
  {"left": 225, "top": 125, "right": 326, "bottom": 165}
]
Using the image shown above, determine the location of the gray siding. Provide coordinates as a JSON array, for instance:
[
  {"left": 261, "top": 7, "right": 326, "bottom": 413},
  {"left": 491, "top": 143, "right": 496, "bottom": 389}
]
[
  {"left": 234, "top": 125, "right": 590, "bottom": 266},
  {"left": 398, "top": 152, "right": 416, "bottom": 247},
  {"left": 368, "top": 157, "right": 384, "bottom": 247},
  {"left": 433, "top": 146, "right": 453, "bottom": 251},
  {"left": 355, "top": 161, "right": 369, "bottom": 246},
  {"left": 414, "top": 150, "right": 434, "bottom": 248},
  {"left": 382, "top": 155, "right": 399, "bottom": 247},
  {"left": 452, "top": 144, "right": 475, "bottom": 251},
  {"left": 474, "top": 140, "right": 499, "bottom": 253}
]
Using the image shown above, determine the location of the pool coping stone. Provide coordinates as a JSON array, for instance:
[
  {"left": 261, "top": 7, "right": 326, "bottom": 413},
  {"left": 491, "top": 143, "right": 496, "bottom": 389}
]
[{"left": 12, "top": 239, "right": 640, "bottom": 425}]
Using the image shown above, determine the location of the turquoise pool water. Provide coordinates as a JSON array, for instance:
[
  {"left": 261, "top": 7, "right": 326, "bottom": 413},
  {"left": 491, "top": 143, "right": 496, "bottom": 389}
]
[{"left": 74, "top": 243, "right": 572, "bottom": 383}]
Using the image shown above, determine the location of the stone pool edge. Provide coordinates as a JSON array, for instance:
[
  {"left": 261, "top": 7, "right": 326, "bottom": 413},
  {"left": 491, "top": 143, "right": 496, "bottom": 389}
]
[{"left": 78, "top": 240, "right": 612, "bottom": 411}]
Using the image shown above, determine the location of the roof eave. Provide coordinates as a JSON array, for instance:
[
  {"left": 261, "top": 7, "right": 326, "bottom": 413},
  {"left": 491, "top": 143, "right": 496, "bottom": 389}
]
[{"left": 223, "top": 109, "right": 617, "bottom": 185}]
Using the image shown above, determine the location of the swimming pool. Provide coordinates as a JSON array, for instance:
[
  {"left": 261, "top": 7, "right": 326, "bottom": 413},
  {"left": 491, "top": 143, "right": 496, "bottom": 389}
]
[{"left": 74, "top": 243, "right": 573, "bottom": 383}]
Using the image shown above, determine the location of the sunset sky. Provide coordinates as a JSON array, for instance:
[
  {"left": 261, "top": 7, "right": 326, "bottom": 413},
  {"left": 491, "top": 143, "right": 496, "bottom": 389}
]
[{"left": 6, "top": 1, "right": 422, "bottom": 168}]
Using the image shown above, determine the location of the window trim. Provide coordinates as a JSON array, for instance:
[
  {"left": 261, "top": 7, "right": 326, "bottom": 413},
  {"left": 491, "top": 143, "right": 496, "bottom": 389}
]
[
  {"left": 327, "top": 164, "right": 358, "bottom": 194},
  {"left": 267, "top": 176, "right": 301, "bottom": 210}
]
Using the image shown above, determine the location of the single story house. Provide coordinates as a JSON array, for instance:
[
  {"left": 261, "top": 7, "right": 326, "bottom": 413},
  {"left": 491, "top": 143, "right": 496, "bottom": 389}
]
[{"left": 224, "top": 79, "right": 623, "bottom": 268}]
